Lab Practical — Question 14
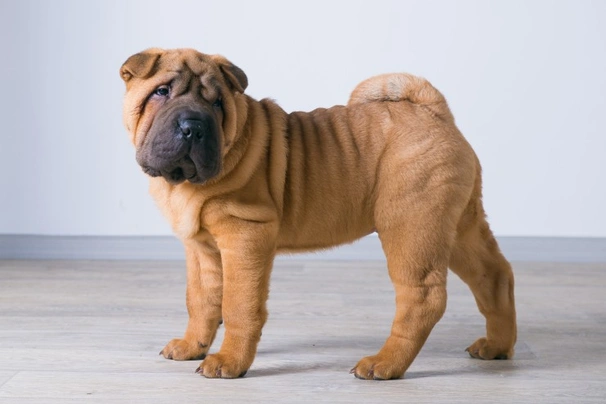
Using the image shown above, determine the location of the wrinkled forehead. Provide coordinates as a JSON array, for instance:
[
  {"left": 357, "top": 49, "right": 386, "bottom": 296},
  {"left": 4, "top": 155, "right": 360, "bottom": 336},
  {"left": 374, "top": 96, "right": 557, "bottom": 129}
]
[
  {"left": 158, "top": 49, "right": 218, "bottom": 77},
  {"left": 164, "top": 50, "right": 223, "bottom": 99}
]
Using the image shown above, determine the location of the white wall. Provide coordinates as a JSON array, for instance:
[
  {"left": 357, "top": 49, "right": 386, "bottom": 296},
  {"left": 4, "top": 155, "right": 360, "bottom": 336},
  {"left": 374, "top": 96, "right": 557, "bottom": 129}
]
[{"left": 1, "top": 0, "right": 605, "bottom": 237}]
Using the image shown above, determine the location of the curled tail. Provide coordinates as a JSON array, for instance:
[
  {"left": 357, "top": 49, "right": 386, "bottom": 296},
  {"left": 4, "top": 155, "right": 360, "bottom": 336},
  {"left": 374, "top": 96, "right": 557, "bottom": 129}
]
[{"left": 348, "top": 73, "right": 454, "bottom": 124}]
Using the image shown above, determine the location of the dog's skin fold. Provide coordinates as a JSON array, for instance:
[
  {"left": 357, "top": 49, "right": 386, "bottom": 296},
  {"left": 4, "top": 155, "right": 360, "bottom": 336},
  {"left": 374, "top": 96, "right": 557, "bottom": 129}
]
[{"left": 120, "top": 48, "right": 517, "bottom": 380}]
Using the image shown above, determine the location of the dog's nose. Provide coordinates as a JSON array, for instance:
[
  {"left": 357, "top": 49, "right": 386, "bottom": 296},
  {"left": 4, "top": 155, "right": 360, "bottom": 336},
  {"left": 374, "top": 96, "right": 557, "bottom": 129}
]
[{"left": 178, "top": 119, "right": 204, "bottom": 140}]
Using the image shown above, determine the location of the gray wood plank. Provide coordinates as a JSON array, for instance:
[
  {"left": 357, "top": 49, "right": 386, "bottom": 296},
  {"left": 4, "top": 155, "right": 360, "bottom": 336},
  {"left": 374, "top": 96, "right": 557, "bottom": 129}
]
[
  {"left": 0, "top": 373, "right": 16, "bottom": 389},
  {"left": 0, "top": 260, "right": 605, "bottom": 403},
  {"left": 1, "top": 371, "right": 605, "bottom": 403}
]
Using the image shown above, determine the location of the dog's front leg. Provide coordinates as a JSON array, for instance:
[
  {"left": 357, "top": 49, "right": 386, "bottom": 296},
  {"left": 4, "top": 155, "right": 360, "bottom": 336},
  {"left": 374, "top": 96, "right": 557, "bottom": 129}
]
[
  {"left": 198, "top": 222, "right": 276, "bottom": 378},
  {"left": 161, "top": 240, "right": 223, "bottom": 361}
]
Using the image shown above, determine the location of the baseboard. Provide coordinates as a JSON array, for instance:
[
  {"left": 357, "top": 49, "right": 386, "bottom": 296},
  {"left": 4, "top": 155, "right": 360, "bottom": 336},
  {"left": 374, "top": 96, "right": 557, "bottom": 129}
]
[{"left": 0, "top": 234, "right": 605, "bottom": 262}]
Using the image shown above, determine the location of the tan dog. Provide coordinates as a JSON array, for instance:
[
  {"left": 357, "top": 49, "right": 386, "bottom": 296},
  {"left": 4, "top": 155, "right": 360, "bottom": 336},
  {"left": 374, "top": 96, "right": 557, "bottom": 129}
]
[{"left": 120, "top": 48, "right": 517, "bottom": 380}]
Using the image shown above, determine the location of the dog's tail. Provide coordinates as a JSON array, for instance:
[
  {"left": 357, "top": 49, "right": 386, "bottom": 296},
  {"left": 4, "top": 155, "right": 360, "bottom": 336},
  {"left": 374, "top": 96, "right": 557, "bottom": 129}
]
[{"left": 348, "top": 73, "right": 454, "bottom": 124}]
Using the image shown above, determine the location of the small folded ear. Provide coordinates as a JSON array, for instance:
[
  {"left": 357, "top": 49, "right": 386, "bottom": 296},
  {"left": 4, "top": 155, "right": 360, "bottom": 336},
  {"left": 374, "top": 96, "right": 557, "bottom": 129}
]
[
  {"left": 120, "top": 48, "right": 163, "bottom": 82},
  {"left": 211, "top": 55, "right": 248, "bottom": 93}
]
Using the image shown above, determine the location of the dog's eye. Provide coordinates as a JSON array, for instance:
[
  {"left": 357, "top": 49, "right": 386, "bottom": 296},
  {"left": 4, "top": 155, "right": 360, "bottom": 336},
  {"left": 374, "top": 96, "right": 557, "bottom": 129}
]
[
  {"left": 154, "top": 86, "right": 170, "bottom": 97},
  {"left": 212, "top": 98, "right": 223, "bottom": 109}
]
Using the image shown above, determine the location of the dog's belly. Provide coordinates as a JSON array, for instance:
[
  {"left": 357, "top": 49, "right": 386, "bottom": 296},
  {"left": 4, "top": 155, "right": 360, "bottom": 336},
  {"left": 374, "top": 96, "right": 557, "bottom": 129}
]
[
  {"left": 275, "top": 226, "right": 375, "bottom": 253},
  {"left": 276, "top": 202, "right": 376, "bottom": 252}
]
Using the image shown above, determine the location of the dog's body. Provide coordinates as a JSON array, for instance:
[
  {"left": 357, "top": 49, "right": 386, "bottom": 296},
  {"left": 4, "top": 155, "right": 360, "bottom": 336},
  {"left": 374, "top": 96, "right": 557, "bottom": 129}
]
[{"left": 120, "top": 48, "right": 517, "bottom": 379}]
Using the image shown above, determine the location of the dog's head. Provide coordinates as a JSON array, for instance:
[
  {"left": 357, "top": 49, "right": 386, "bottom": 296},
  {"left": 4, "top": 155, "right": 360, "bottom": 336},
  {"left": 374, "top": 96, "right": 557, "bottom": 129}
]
[{"left": 120, "top": 48, "right": 248, "bottom": 184}]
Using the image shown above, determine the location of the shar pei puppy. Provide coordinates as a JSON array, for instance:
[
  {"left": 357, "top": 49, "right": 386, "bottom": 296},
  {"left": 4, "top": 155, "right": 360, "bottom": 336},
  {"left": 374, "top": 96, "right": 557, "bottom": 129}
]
[{"left": 119, "top": 48, "right": 517, "bottom": 380}]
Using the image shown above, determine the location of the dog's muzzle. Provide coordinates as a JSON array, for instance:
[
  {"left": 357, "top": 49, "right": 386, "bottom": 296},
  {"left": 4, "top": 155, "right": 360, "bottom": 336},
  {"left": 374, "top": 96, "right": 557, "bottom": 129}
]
[{"left": 137, "top": 110, "right": 221, "bottom": 185}]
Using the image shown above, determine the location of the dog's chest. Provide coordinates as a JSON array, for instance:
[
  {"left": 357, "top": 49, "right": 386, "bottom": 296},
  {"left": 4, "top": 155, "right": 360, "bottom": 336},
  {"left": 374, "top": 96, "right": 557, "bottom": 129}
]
[{"left": 149, "top": 179, "right": 205, "bottom": 240}]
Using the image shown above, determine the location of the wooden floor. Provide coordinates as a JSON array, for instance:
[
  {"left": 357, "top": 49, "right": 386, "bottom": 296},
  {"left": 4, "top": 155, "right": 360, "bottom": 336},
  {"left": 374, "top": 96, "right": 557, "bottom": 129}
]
[{"left": 0, "top": 259, "right": 605, "bottom": 403}]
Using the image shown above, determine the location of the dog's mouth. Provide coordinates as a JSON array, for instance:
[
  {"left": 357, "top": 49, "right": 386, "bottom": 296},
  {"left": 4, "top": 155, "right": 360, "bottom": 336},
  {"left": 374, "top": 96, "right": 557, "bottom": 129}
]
[{"left": 140, "top": 155, "right": 206, "bottom": 185}]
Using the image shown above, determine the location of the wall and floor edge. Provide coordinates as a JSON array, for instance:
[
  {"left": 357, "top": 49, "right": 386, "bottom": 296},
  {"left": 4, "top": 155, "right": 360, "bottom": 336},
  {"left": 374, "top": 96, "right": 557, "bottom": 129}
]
[{"left": 0, "top": 235, "right": 605, "bottom": 262}]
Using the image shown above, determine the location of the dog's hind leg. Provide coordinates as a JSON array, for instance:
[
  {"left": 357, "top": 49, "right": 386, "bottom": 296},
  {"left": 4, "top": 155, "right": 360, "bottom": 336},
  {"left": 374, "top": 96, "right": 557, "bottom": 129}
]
[
  {"left": 351, "top": 226, "right": 452, "bottom": 379},
  {"left": 448, "top": 186, "right": 517, "bottom": 360},
  {"left": 351, "top": 152, "right": 472, "bottom": 380}
]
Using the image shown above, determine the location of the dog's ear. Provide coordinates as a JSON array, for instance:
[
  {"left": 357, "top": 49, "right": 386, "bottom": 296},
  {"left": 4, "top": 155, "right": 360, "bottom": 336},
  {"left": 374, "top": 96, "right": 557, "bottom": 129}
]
[
  {"left": 211, "top": 55, "right": 248, "bottom": 93},
  {"left": 120, "top": 49, "right": 163, "bottom": 82}
]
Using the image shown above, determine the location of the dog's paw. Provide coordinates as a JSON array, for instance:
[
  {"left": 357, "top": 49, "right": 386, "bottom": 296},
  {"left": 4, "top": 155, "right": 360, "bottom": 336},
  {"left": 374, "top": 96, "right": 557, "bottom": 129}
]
[
  {"left": 196, "top": 353, "right": 249, "bottom": 379},
  {"left": 160, "top": 338, "right": 208, "bottom": 361},
  {"left": 350, "top": 355, "right": 405, "bottom": 380},
  {"left": 466, "top": 337, "right": 513, "bottom": 360}
]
